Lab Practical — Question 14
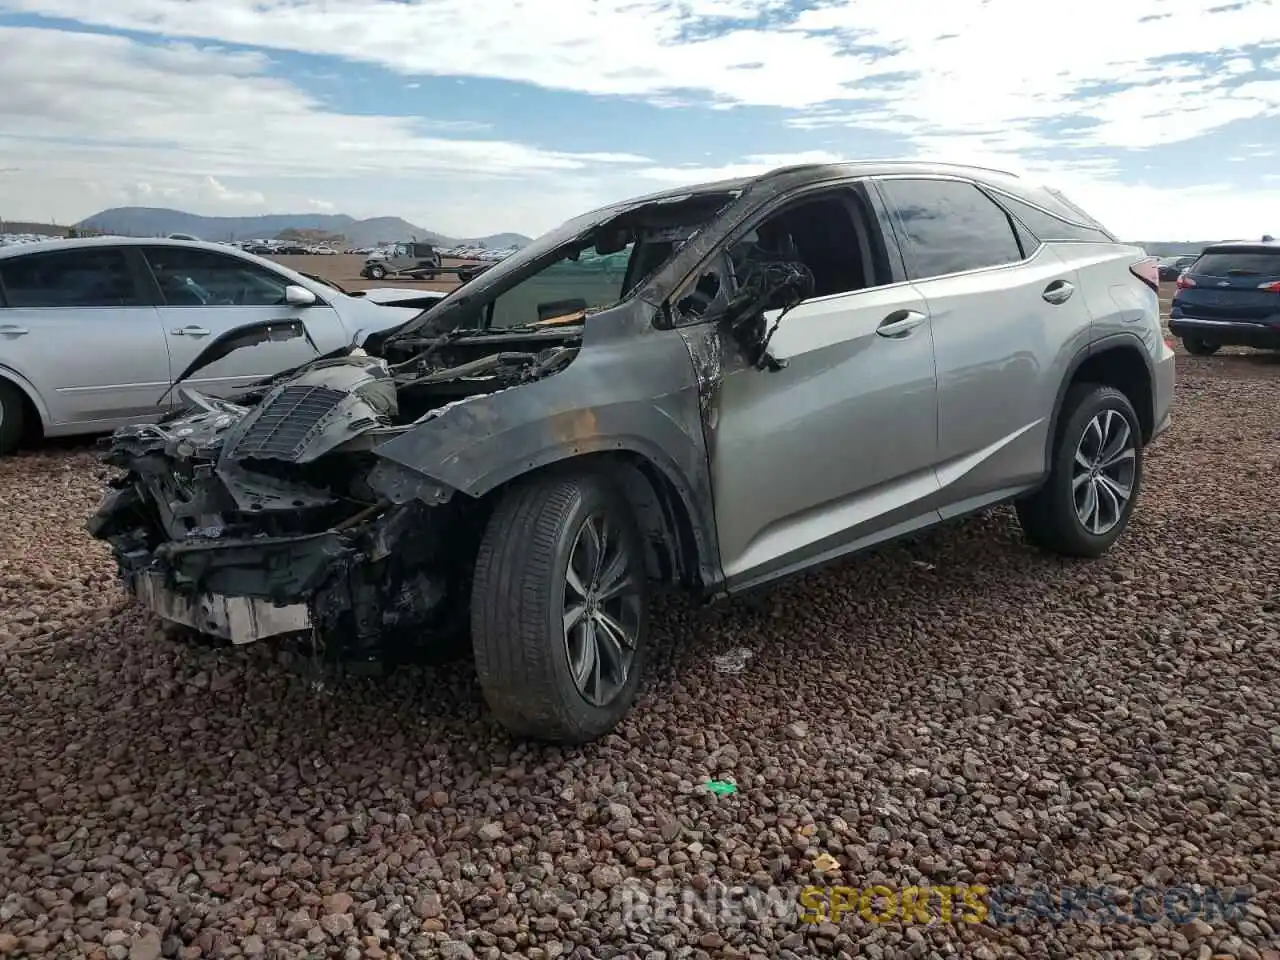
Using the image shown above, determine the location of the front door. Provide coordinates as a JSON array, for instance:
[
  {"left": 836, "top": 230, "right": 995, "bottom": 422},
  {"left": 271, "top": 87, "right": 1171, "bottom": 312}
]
[
  {"left": 140, "top": 246, "right": 348, "bottom": 401},
  {"left": 700, "top": 186, "right": 941, "bottom": 589},
  {"left": 0, "top": 246, "right": 170, "bottom": 427}
]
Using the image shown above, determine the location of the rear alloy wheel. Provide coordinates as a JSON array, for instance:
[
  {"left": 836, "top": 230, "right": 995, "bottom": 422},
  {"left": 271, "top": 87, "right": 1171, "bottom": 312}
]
[
  {"left": 1182, "top": 336, "right": 1221, "bottom": 356},
  {"left": 1017, "top": 384, "right": 1143, "bottom": 558},
  {"left": 471, "top": 471, "right": 648, "bottom": 743}
]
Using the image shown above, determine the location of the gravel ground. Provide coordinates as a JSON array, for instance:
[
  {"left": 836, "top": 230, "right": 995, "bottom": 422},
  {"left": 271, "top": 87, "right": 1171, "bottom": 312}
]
[{"left": 1, "top": 347, "right": 1278, "bottom": 960}]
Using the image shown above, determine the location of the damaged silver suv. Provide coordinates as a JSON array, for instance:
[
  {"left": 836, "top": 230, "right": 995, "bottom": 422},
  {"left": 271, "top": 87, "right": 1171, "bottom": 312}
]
[{"left": 87, "top": 162, "right": 1175, "bottom": 743}]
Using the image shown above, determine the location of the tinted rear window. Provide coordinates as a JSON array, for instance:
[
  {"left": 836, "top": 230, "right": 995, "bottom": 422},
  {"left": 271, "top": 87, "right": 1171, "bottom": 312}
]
[{"left": 1191, "top": 251, "right": 1280, "bottom": 276}]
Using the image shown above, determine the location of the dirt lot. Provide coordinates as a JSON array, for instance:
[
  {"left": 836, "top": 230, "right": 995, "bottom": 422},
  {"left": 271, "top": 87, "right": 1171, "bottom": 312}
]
[{"left": 1, "top": 346, "right": 1278, "bottom": 959}]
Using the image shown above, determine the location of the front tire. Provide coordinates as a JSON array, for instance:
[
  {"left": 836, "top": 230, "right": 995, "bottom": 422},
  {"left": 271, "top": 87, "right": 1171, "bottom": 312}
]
[
  {"left": 368, "top": 264, "right": 387, "bottom": 280},
  {"left": 471, "top": 472, "right": 649, "bottom": 744},
  {"left": 1182, "top": 336, "right": 1220, "bottom": 356},
  {"left": 0, "top": 381, "right": 27, "bottom": 456},
  {"left": 1017, "top": 384, "right": 1143, "bottom": 558}
]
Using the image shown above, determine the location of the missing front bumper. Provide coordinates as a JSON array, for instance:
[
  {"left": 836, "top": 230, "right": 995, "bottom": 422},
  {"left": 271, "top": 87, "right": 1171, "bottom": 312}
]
[{"left": 133, "top": 571, "right": 312, "bottom": 644}]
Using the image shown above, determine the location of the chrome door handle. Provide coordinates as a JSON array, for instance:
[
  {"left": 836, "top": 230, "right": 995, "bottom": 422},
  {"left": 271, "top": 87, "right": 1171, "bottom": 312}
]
[
  {"left": 877, "top": 309, "right": 928, "bottom": 338},
  {"left": 0, "top": 324, "right": 29, "bottom": 336},
  {"left": 170, "top": 325, "right": 211, "bottom": 337},
  {"left": 1043, "top": 279, "right": 1075, "bottom": 304}
]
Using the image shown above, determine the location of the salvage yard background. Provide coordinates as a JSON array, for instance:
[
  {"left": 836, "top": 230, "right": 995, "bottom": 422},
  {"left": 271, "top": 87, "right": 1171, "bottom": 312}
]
[
  {"left": 273, "top": 253, "right": 477, "bottom": 294},
  {"left": 0, "top": 272, "right": 1277, "bottom": 957}
]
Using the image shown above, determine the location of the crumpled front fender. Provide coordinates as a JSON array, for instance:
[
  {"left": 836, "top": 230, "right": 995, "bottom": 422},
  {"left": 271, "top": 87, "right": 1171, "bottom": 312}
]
[{"left": 368, "top": 316, "right": 724, "bottom": 589}]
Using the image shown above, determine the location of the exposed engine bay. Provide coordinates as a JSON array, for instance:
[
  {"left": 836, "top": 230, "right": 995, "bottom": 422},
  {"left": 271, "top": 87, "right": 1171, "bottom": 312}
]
[{"left": 87, "top": 323, "right": 584, "bottom": 665}]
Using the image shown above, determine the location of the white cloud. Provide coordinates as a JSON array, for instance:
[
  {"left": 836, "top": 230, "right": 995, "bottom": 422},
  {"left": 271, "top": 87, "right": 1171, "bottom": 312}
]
[
  {"left": 0, "top": 26, "right": 650, "bottom": 235},
  {"left": 631, "top": 150, "right": 1280, "bottom": 242},
  {"left": 0, "top": 1, "right": 1278, "bottom": 238},
  {"left": 4, "top": 0, "right": 1279, "bottom": 147}
]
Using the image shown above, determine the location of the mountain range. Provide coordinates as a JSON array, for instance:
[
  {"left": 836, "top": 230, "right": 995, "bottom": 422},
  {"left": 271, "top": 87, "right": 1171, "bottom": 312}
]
[{"left": 72, "top": 208, "right": 533, "bottom": 250}]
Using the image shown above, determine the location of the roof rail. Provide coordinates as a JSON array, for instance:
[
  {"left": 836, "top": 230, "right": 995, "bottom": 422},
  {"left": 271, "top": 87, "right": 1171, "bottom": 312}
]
[
  {"left": 907, "top": 160, "right": 1021, "bottom": 178},
  {"left": 843, "top": 159, "right": 1022, "bottom": 178},
  {"left": 753, "top": 159, "right": 1024, "bottom": 183}
]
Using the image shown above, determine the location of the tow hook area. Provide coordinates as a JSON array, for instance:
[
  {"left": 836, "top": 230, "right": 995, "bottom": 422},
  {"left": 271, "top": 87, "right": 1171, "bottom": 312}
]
[{"left": 132, "top": 570, "right": 311, "bottom": 645}]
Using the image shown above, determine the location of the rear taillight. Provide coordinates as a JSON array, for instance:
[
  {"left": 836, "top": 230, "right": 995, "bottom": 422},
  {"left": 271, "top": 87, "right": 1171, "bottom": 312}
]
[
  {"left": 1257, "top": 280, "right": 1280, "bottom": 293},
  {"left": 1129, "top": 258, "right": 1160, "bottom": 293},
  {"left": 1176, "top": 273, "right": 1196, "bottom": 289}
]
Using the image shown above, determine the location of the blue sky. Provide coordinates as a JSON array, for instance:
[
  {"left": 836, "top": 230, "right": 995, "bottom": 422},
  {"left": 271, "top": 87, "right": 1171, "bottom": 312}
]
[{"left": 1, "top": 0, "right": 1278, "bottom": 240}]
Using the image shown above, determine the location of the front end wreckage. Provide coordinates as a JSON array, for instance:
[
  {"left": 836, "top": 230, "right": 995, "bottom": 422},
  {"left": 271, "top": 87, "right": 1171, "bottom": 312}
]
[{"left": 86, "top": 330, "right": 584, "bottom": 663}]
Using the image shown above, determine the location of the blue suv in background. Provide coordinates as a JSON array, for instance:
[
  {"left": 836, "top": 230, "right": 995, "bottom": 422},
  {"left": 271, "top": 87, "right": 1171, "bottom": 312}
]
[{"left": 1169, "top": 237, "right": 1280, "bottom": 356}]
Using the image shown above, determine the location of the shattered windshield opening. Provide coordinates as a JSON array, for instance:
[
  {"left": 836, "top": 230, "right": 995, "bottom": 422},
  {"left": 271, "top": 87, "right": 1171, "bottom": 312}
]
[{"left": 386, "top": 189, "right": 741, "bottom": 341}]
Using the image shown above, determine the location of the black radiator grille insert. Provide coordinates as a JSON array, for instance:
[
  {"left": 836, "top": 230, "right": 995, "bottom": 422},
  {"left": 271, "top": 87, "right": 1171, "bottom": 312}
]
[{"left": 227, "top": 384, "right": 346, "bottom": 460}]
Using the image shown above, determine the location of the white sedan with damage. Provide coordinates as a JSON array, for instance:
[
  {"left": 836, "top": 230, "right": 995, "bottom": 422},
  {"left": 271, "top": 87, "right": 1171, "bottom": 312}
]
[{"left": 0, "top": 237, "right": 443, "bottom": 454}]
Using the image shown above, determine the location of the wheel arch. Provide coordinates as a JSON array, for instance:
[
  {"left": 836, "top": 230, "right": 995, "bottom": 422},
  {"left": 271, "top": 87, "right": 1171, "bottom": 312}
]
[
  {"left": 473, "top": 443, "right": 718, "bottom": 594},
  {"left": 1045, "top": 333, "right": 1155, "bottom": 472},
  {"left": 0, "top": 365, "right": 49, "bottom": 443}
]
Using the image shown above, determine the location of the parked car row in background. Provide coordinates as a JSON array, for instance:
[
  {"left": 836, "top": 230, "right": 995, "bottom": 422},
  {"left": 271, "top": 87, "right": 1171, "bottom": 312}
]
[
  {"left": 1157, "top": 255, "right": 1198, "bottom": 281},
  {"left": 1168, "top": 237, "right": 1280, "bottom": 355}
]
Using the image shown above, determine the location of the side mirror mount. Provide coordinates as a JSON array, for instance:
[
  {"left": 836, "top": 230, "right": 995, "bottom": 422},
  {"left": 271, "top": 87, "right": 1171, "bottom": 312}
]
[
  {"left": 284, "top": 284, "right": 317, "bottom": 307},
  {"left": 719, "top": 259, "right": 814, "bottom": 372},
  {"left": 675, "top": 271, "right": 723, "bottom": 320}
]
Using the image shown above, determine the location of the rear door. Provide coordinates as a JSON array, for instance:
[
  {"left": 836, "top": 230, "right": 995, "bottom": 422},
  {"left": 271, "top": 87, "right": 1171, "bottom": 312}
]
[
  {"left": 140, "top": 246, "right": 349, "bottom": 401},
  {"left": 874, "top": 176, "right": 1095, "bottom": 511},
  {"left": 1177, "top": 246, "right": 1280, "bottom": 323},
  {"left": 0, "top": 246, "right": 170, "bottom": 427}
]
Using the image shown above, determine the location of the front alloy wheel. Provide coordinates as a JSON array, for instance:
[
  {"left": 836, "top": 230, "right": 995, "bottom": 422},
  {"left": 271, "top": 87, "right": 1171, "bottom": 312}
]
[
  {"left": 471, "top": 471, "right": 649, "bottom": 743},
  {"left": 562, "top": 511, "right": 642, "bottom": 707}
]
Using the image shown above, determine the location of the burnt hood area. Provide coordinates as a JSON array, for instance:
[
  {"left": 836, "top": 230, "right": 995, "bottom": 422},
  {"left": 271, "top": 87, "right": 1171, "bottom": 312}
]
[{"left": 86, "top": 320, "right": 585, "bottom": 664}]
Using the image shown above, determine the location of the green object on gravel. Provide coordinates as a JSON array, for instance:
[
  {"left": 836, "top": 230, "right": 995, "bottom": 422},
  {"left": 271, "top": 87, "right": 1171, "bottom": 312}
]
[{"left": 704, "top": 780, "right": 737, "bottom": 796}]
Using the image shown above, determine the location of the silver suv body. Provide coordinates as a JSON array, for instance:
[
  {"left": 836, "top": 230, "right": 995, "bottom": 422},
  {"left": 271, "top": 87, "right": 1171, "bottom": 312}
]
[{"left": 88, "top": 161, "right": 1175, "bottom": 743}]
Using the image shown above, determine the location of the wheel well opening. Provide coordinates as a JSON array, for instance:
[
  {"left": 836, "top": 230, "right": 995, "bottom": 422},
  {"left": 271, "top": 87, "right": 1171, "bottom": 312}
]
[
  {"left": 480, "top": 452, "right": 701, "bottom": 588},
  {"left": 1070, "top": 347, "right": 1154, "bottom": 442}
]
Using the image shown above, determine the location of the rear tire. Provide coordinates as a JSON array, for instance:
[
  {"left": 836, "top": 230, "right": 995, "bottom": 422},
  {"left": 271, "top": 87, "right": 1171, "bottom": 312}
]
[
  {"left": 1017, "top": 384, "right": 1144, "bottom": 558},
  {"left": 1182, "top": 336, "right": 1220, "bottom": 356},
  {"left": 470, "top": 471, "right": 649, "bottom": 744},
  {"left": 0, "top": 381, "right": 27, "bottom": 456}
]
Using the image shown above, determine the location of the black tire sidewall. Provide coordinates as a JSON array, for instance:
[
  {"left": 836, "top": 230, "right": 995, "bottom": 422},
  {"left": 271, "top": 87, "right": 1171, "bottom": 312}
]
[
  {"left": 369, "top": 265, "right": 386, "bottom": 279},
  {"left": 542, "top": 476, "right": 650, "bottom": 732},
  {"left": 1182, "top": 336, "right": 1220, "bottom": 356},
  {"left": 0, "top": 382, "right": 25, "bottom": 455},
  {"left": 1051, "top": 387, "right": 1144, "bottom": 552}
]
